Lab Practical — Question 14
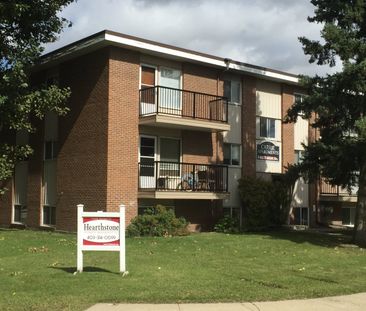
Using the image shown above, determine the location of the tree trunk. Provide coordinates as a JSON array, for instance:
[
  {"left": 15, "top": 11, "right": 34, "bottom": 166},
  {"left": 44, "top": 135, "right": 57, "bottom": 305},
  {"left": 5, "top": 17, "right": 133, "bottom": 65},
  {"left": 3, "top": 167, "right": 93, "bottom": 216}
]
[{"left": 353, "top": 160, "right": 366, "bottom": 245}]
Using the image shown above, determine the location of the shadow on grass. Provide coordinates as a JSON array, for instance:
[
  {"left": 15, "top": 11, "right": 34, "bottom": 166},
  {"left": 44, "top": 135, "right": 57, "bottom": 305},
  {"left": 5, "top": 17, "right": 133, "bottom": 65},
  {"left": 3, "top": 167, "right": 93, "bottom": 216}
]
[
  {"left": 300, "top": 275, "right": 339, "bottom": 284},
  {"left": 50, "top": 266, "right": 119, "bottom": 274},
  {"left": 0, "top": 227, "right": 23, "bottom": 232},
  {"left": 240, "top": 277, "right": 288, "bottom": 289},
  {"left": 241, "top": 228, "right": 354, "bottom": 248}
]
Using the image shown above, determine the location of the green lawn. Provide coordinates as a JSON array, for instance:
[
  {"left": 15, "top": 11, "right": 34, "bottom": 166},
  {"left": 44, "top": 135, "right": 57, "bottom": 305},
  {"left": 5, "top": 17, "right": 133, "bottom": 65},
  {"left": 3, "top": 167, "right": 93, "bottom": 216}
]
[{"left": 0, "top": 229, "right": 366, "bottom": 311}]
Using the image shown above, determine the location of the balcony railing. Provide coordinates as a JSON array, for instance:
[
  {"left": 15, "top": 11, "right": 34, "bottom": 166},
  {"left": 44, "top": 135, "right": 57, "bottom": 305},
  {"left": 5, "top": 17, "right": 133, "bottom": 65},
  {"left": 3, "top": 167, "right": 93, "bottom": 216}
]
[
  {"left": 320, "top": 179, "right": 358, "bottom": 196},
  {"left": 138, "top": 161, "right": 228, "bottom": 192},
  {"left": 139, "top": 86, "right": 228, "bottom": 123}
]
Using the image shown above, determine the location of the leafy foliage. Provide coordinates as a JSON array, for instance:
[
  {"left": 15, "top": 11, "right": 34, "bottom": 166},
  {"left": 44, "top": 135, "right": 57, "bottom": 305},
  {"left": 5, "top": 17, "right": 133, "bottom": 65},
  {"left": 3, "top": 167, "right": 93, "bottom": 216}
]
[
  {"left": 214, "top": 215, "right": 240, "bottom": 233},
  {"left": 126, "top": 205, "right": 189, "bottom": 237},
  {"left": 0, "top": 0, "right": 73, "bottom": 192},
  {"left": 238, "top": 176, "right": 294, "bottom": 230},
  {"left": 286, "top": 0, "right": 366, "bottom": 242}
]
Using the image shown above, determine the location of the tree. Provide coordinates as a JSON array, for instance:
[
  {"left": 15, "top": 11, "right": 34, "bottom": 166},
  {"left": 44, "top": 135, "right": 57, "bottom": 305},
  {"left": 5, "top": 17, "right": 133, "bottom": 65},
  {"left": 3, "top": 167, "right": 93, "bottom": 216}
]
[
  {"left": 0, "top": 0, "right": 73, "bottom": 193},
  {"left": 286, "top": 0, "right": 366, "bottom": 243}
]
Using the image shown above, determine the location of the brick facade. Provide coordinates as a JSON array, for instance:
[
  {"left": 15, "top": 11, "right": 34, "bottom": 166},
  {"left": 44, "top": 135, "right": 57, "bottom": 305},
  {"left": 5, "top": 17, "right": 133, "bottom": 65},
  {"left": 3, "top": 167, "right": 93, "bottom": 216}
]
[
  {"left": 0, "top": 32, "right": 320, "bottom": 231},
  {"left": 107, "top": 47, "right": 140, "bottom": 225},
  {"left": 281, "top": 84, "right": 295, "bottom": 172}
]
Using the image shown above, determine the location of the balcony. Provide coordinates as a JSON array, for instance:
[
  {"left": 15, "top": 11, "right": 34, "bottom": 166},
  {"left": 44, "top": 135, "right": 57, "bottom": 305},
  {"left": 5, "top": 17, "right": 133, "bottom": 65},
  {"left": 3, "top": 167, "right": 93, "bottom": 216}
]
[
  {"left": 139, "top": 86, "right": 230, "bottom": 132},
  {"left": 320, "top": 179, "right": 358, "bottom": 202},
  {"left": 138, "top": 161, "right": 229, "bottom": 200}
]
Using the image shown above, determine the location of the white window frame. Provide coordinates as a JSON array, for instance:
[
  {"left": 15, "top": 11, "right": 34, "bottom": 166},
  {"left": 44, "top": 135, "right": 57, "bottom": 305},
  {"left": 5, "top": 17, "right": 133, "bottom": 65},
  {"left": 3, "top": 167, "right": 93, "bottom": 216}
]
[{"left": 259, "top": 117, "right": 276, "bottom": 139}]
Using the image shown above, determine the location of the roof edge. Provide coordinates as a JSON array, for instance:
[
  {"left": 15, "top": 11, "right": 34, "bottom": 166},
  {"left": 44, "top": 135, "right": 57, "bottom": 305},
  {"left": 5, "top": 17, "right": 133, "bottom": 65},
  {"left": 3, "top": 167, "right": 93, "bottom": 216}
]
[{"left": 40, "top": 29, "right": 299, "bottom": 84}]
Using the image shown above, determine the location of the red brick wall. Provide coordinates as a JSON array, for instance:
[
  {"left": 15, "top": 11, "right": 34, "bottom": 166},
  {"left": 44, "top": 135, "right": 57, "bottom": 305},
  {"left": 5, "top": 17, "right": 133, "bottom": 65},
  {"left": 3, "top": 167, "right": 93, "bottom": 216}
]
[
  {"left": 175, "top": 199, "right": 221, "bottom": 230},
  {"left": 281, "top": 85, "right": 295, "bottom": 172},
  {"left": 181, "top": 63, "right": 224, "bottom": 165},
  {"left": 107, "top": 47, "right": 140, "bottom": 225},
  {"left": 56, "top": 48, "right": 110, "bottom": 231},
  {"left": 242, "top": 75, "right": 257, "bottom": 177},
  {"left": 182, "top": 63, "right": 219, "bottom": 94},
  {"left": 0, "top": 179, "right": 13, "bottom": 226},
  {"left": 0, "top": 131, "right": 14, "bottom": 226}
]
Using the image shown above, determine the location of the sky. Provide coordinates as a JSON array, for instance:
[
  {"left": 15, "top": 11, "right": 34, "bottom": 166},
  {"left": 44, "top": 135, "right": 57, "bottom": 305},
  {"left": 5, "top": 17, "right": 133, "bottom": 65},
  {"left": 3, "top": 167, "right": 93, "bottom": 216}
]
[{"left": 45, "top": 0, "right": 341, "bottom": 76}]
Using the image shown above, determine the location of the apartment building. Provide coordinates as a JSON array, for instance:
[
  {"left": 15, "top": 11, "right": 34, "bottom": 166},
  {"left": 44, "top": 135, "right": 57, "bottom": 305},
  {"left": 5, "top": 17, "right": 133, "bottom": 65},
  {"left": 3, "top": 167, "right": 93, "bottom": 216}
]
[{"left": 0, "top": 30, "right": 320, "bottom": 232}]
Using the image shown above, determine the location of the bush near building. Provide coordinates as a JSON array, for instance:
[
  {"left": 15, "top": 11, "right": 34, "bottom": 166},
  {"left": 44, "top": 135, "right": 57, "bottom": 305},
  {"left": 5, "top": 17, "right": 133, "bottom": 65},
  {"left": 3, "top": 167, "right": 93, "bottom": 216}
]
[
  {"left": 127, "top": 205, "right": 189, "bottom": 237},
  {"left": 238, "top": 176, "right": 293, "bottom": 230}
]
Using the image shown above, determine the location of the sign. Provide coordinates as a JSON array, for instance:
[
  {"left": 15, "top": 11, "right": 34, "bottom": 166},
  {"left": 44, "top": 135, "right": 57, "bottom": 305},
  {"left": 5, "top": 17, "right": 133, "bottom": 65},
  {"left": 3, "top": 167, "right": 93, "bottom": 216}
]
[
  {"left": 83, "top": 217, "right": 120, "bottom": 246},
  {"left": 257, "top": 141, "right": 280, "bottom": 161},
  {"left": 77, "top": 204, "right": 126, "bottom": 273}
]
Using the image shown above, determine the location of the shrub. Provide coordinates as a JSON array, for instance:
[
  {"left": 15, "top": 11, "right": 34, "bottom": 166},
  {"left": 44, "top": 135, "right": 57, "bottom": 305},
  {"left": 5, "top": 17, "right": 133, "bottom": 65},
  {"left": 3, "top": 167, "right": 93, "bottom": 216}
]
[
  {"left": 126, "top": 205, "right": 189, "bottom": 237},
  {"left": 214, "top": 215, "right": 239, "bottom": 233},
  {"left": 238, "top": 176, "right": 293, "bottom": 230}
]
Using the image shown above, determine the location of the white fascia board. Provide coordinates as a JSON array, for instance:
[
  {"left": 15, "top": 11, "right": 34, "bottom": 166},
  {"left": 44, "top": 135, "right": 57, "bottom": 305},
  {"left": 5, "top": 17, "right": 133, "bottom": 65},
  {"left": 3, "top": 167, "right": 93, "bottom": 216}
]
[
  {"left": 41, "top": 35, "right": 105, "bottom": 64},
  {"left": 229, "top": 63, "right": 299, "bottom": 84},
  {"left": 105, "top": 33, "right": 299, "bottom": 84}
]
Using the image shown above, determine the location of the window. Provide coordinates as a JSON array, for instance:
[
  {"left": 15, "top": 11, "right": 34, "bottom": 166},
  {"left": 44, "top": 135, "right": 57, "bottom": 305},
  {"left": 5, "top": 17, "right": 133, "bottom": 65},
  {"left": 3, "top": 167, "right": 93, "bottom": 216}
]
[
  {"left": 224, "top": 80, "right": 240, "bottom": 104},
  {"left": 294, "top": 93, "right": 305, "bottom": 104},
  {"left": 342, "top": 207, "right": 355, "bottom": 226},
  {"left": 141, "top": 66, "right": 155, "bottom": 89},
  {"left": 43, "top": 206, "right": 56, "bottom": 226},
  {"left": 223, "top": 143, "right": 240, "bottom": 166},
  {"left": 13, "top": 132, "right": 29, "bottom": 224},
  {"left": 260, "top": 117, "right": 276, "bottom": 138},
  {"left": 294, "top": 94, "right": 306, "bottom": 116},
  {"left": 293, "top": 207, "right": 309, "bottom": 226},
  {"left": 294, "top": 150, "right": 305, "bottom": 165},
  {"left": 14, "top": 205, "right": 27, "bottom": 223},
  {"left": 44, "top": 141, "right": 58, "bottom": 160},
  {"left": 43, "top": 111, "right": 58, "bottom": 226},
  {"left": 159, "top": 138, "right": 181, "bottom": 177},
  {"left": 139, "top": 136, "right": 156, "bottom": 177}
]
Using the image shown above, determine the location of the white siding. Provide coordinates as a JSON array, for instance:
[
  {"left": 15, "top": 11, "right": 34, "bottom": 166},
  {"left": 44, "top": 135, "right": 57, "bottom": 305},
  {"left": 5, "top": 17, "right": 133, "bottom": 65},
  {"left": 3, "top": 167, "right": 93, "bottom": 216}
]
[
  {"left": 294, "top": 117, "right": 308, "bottom": 150},
  {"left": 256, "top": 80, "right": 281, "bottom": 119},
  {"left": 292, "top": 178, "right": 309, "bottom": 208},
  {"left": 223, "top": 104, "right": 241, "bottom": 144},
  {"left": 223, "top": 167, "right": 242, "bottom": 208},
  {"left": 255, "top": 80, "right": 282, "bottom": 174},
  {"left": 223, "top": 98, "right": 242, "bottom": 208}
]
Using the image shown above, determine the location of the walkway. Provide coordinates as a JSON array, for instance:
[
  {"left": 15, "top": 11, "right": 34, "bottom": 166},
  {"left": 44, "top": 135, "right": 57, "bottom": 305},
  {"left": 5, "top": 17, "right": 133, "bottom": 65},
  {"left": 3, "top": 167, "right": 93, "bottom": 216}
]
[{"left": 86, "top": 292, "right": 366, "bottom": 310}]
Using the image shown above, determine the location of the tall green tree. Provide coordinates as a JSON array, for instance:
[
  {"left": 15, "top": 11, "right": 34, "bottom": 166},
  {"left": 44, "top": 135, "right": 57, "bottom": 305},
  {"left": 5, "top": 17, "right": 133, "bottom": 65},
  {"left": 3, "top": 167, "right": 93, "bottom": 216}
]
[
  {"left": 286, "top": 0, "right": 366, "bottom": 243},
  {"left": 0, "top": 0, "right": 73, "bottom": 193}
]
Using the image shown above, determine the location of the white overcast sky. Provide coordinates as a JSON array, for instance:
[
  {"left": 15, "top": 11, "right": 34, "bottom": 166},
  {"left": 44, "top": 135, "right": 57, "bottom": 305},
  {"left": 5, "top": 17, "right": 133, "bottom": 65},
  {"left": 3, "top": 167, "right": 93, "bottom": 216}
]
[{"left": 45, "top": 0, "right": 341, "bottom": 76}]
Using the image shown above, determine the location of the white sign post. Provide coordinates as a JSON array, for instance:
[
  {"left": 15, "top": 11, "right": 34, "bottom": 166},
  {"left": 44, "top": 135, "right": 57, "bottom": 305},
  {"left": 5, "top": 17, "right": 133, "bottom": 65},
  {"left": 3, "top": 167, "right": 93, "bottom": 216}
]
[{"left": 77, "top": 204, "right": 126, "bottom": 273}]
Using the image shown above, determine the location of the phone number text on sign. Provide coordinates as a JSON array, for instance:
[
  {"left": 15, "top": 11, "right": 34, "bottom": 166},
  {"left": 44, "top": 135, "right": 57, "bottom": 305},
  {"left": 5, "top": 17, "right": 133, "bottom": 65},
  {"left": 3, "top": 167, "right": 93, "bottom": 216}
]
[{"left": 83, "top": 217, "right": 120, "bottom": 246}]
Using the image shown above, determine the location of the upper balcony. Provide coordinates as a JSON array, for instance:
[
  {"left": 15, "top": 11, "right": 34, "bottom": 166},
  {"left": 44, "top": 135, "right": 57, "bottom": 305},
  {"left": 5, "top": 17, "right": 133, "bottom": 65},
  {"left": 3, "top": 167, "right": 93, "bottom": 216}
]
[
  {"left": 139, "top": 86, "right": 230, "bottom": 132},
  {"left": 319, "top": 179, "right": 358, "bottom": 202},
  {"left": 138, "top": 161, "right": 229, "bottom": 200}
]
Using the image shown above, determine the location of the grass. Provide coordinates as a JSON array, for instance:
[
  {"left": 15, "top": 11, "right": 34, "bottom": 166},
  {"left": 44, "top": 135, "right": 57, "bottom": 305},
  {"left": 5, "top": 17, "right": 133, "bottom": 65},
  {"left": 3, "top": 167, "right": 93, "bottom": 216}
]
[{"left": 0, "top": 229, "right": 366, "bottom": 311}]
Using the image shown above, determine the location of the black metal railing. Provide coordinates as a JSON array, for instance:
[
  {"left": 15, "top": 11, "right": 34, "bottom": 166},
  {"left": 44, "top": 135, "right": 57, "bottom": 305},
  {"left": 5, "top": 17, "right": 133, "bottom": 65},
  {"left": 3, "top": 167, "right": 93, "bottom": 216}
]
[
  {"left": 138, "top": 161, "right": 228, "bottom": 192},
  {"left": 139, "top": 86, "right": 228, "bottom": 123}
]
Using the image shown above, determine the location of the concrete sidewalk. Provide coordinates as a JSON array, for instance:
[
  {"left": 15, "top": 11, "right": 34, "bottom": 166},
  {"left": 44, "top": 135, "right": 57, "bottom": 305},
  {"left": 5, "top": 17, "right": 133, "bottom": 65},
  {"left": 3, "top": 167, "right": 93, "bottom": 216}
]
[{"left": 85, "top": 292, "right": 366, "bottom": 310}]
